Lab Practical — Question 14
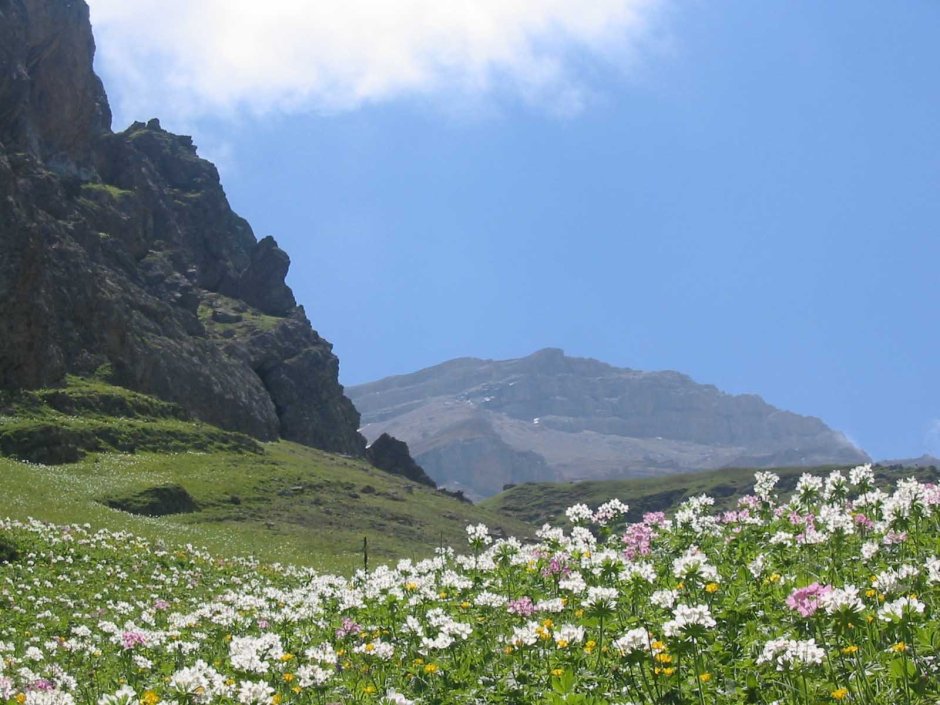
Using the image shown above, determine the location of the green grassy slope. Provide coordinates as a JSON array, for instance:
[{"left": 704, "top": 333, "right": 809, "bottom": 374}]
[
  {"left": 0, "top": 378, "right": 531, "bottom": 573},
  {"left": 480, "top": 463, "right": 940, "bottom": 527}
]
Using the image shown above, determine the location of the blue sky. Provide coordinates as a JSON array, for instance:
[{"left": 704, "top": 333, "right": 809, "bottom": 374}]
[{"left": 87, "top": 0, "right": 940, "bottom": 460}]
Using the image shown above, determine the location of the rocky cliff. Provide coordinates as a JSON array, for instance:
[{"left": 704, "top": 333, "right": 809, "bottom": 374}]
[
  {"left": 0, "top": 0, "right": 365, "bottom": 455},
  {"left": 349, "top": 349, "right": 870, "bottom": 498}
]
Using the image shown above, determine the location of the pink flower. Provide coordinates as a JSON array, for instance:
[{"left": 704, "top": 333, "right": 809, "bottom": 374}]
[
  {"left": 786, "top": 583, "right": 832, "bottom": 617},
  {"left": 335, "top": 617, "right": 361, "bottom": 638},
  {"left": 622, "top": 523, "right": 655, "bottom": 560},
  {"left": 507, "top": 597, "right": 536, "bottom": 617},
  {"left": 853, "top": 514, "right": 874, "bottom": 530},
  {"left": 541, "top": 557, "right": 570, "bottom": 578},
  {"left": 120, "top": 631, "right": 148, "bottom": 650}
]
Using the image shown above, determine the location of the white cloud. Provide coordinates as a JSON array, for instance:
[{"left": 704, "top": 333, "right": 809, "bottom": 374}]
[{"left": 86, "top": 0, "right": 668, "bottom": 124}]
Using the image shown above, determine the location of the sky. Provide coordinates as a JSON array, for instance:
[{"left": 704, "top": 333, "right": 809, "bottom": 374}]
[{"left": 84, "top": 0, "right": 940, "bottom": 461}]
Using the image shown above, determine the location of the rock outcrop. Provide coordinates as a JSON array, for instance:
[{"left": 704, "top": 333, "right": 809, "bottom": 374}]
[
  {"left": 0, "top": 0, "right": 365, "bottom": 456},
  {"left": 349, "top": 349, "right": 871, "bottom": 499},
  {"left": 365, "top": 434, "right": 436, "bottom": 488}
]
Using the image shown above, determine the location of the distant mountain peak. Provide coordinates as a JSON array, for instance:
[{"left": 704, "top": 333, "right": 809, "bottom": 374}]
[{"left": 349, "top": 351, "right": 869, "bottom": 499}]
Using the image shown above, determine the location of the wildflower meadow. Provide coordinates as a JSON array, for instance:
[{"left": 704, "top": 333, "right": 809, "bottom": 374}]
[{"left": 1, "top": 465, "right": 939, "bottom": 704}]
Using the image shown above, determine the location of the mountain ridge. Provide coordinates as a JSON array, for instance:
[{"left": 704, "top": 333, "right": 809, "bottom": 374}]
[{"left": 349, "top": 348, "right": 869, "bottom": 498}]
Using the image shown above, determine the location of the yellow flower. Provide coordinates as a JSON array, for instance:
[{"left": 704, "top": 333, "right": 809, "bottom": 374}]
[
  {"left": 270, "top": 695, "right": 282, "bottom": 705},
  {"left": 769, "top": 573, "right": 781, "bottom": 583},
  {"left": 831, "top": 687, "right": 849, "bottom": 700},
  {"left": 283, "top": 673, "right": 294, "bottom": 683},
  {"left": 865, "top": 588, "right": 877, "bottom": 598},
  {"left": 424, "top": 663, "right": 439, "bottom": 674},
  {"left": 280, "top": 653, "right": 294, "bottom": 662},
  {"left": 460, "top": 601, "right": 471, "bottom": 609},
  {"left": 551, "top": 668, "right": 565, "bottom": 677},
  {"left": 574, "top": 609, "right": 585, "bottom": 618},
  {"left": 15, "top": 694, "right": 27, "bottom": 705},
  {"left": 841, "top": 645, "right": 859, "bottom": 655},
  {"left": 705, "top": 582, "right": 719, "bottom": 594},
  {"left": 699, "top": 673, "right": 711, "bottom": 682},
  {"left": 542, "top": 618, "right": 554, "bottom": 628},
  {"left": 363, "top": 685, "right": 376, "bottom": 694},
  {"left": 892, "top": 642, "right": 908, "bottom": 653},
  {"left": 364, "top": 642, "right": 375, "bottom": 653},
  {"left": 557, "top": 639, "right": 569, "bottom": 649},
  {"left": 584, "top": 640, "right": 597, "bottom": 654},
  {"left": 404, "top": 581, "right": 418, "bottom": 591},
  {"left": 439, "top": 591, "right": 448, "bottom": 599},
  {"left": 651, "top": 640, "right": 666, "bottom": 651},
  {"left": 676, "top": 581, "right": 685, "bottom": 590},
  {"left": 655, "top": 653, "right": 673, "bottom": 664}
]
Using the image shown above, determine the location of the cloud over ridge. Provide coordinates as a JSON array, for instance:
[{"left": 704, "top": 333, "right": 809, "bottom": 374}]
[{"left": 87, "top": 0, "right": 666, "bottom": 122}]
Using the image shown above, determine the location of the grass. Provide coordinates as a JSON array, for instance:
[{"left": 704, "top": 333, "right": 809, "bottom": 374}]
[
  {"left": 0, "top": 377, "right": 532, "bottom": 573},
  {"left": 480, "top": 463, "right": 940, "bottom": 527},
  {"left": 0, "top": 376, "right": 259, "bottom": 462},
  {"left": 198, "top": 292, "right": 285, "bottom": 335},
  {"left": 80, "top": 182, "right": 134, "bottom": 200}
]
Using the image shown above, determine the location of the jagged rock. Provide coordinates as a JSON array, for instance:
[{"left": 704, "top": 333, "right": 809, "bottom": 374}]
[
  {"left": 0, "top": 0, "right": 366, "bottom": 457},
  {"left": 366, "top": 433, "right": 436, "bottom": 487},
  {"left": 0, "top": 0, "right": 111, "bottom": 172},
  {"left": 235, "top": 236, "right": 296, "bottom": 316}
]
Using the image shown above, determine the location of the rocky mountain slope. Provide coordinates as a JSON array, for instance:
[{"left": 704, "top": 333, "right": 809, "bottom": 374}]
[
  {"left": 349, "top": 348, "right": 870, "bottom": 498},
  {"left": 0, "top": 0, "right": 363, "bottom": 455}
]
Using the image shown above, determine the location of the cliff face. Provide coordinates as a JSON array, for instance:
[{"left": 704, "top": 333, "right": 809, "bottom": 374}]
[
  {"left": 349, "top": 349, "right": 871, "bottom": 498},
  {"left": 0, "top": 0, "right": 365, "bottom": 455}
]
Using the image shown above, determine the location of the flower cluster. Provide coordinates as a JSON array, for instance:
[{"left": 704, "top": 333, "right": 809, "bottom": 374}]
[{"left": 0, "top": 465, "right": 938, "bottom": 704}]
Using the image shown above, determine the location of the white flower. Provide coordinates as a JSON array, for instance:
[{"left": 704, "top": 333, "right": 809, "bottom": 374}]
[
  {"left": 97, "top": 686, "right": 136, "bottom": 705},
  {"left": 565, "top": 504, "right": 594, "bottom": 525},
  {"left": 795, "top": 474, "right": 823, "bottom": 500},
  {"left": 849, "top": 463, "right": 875, "bottom": 488},
  {"left": 820, "top": 586, "right": 865, "bottom": 616},
  {"left": 582, "top": 586, "right": 618, "bottom": 613},
  {"left": 296, "top": 664, "right": 333, "bottom": 687},
  {"left": 926, "top": 556, "right": 940, "bottom": 585},
  {"left": 553, "top": 624, "right": 585, "bottom": 647},
  {"left": 613, "top": 628, "right": 651, "bottom": 656},
  {"left": 878, "top": 597, "right": 925, "bottom": 623},
  {"left": 663, "top": 604, "right": 716, "bottom": 638},
  {"left": 757, "top": 638, "right": 825, "bottom": 671},
  {"left": 354, "top": 639, "right": 394, "bottom": 660},
  {"left": 650, "top": 589, "right": 678, "bottom": 610},
  {"left": 671, "top": 547, "right": 719, "bottom": 583},
  {"left": 229, "top": 633, "right": 284, "bottom": 674},
  {"left": 593, "top": 499, "right": 629, "bottom": 526},
  {"left": 465, "top": 524, "right": 492, "bottom": 546},
  {"left": 236, "top": 680, "right": 273, "bottom": 705},
  {"left": 754, "top": 472, "right": 779, "bottom": 502}
]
